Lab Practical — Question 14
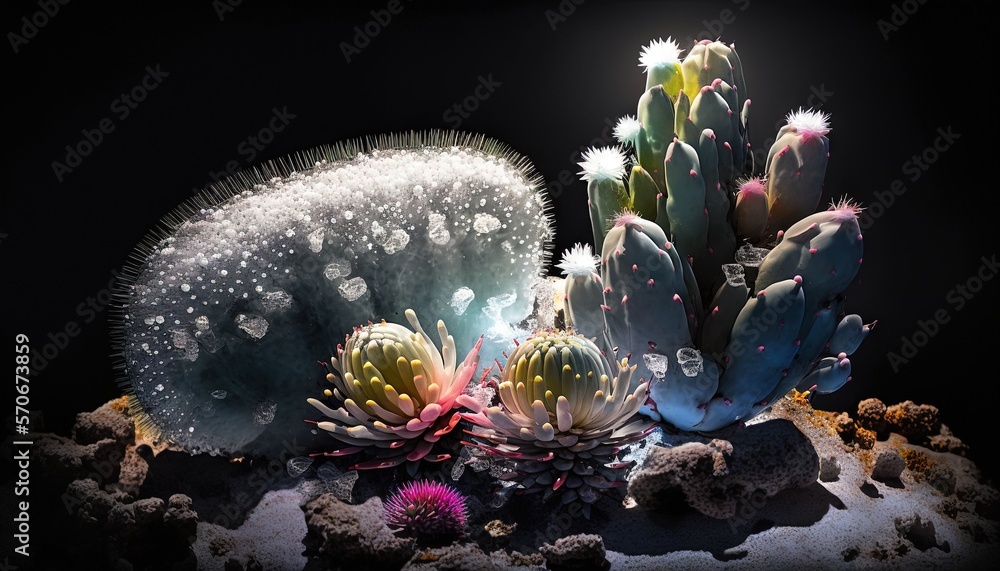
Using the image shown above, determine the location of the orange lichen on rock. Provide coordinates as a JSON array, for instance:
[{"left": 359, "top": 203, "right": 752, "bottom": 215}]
[
  {"left": 855, "top": 427, "right": 876, "bottom": 450},
  {"left": 897, "top": 447, "right": 934, "bottom": 480},
  {"left": 856, "top": 398, "right": 887, "bottom": 433},
  {"left": 884, "top": 400, "right": 941, "bottom": 442}
]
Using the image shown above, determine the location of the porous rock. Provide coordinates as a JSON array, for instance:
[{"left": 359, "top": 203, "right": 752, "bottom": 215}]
[
  {"left": 73, "top": 398, "right": 135, "bottom": 446},
  {"left": 884, "top": 400, "right": 940, "bottom": 442},
  {"left": 302, "top": 494, "right": 414, "bottom": 569},
  {"left": 628, "top": 419, "right": 818, "bottom": 519},
  {"left": 539, "top": 534, "right": 607, "bottom": 569},
  {"left": 870, "top": 445, "right": 906, "bottom": 481}
]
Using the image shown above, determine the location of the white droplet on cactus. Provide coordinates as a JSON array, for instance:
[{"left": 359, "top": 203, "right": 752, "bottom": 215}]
[
  {"left": 722, "top": 263, "right": 746, "bottom": 287},
  {"left": 643, "top": 353, "right": 669, "bottom": 379},
  {"left": 428, "top": 211, "right": 451, "bottom": 244},
  {"left": 235, "top": 314, "right": 269, "bottom": 339},
  {"left": 253, "top": 400, "right": 277, "bottom": 425},
  {"left": 371, "top": 221, "right": 387, "bottom": 243},
  {"left": 170, "top": 328, "right": 199, "bottom": 362},
  {"left": 323, "top": 258, "right": 352, "bottom": 280},
  {"left": 531, "top": 278, "right": 556, "bottom": 330},
  {"left": 473, "top": 213, "right": 502, "bottom": 234},
  {"left": 338, "top": 277, "right": 368, "bottom": 301},
  {"left": 308, "top": 228, "right": 325, "bottom": 253},
  {"left": 382, "top": 229, "right": 409, "bottom": 254},
  {"left": 450, "top": 287, "right": 475, "bottom": 315},
  {"left": 736, "top": 244, "right": 768, "bottom": 267},
  {"left": 676, "top": 347, "right": 704, "bottom": 377},
  {"left": 211, "top": 390, "right": 227, "bottom": 399},
  {"left": 487, "top": 292, "right": 517, "bottom": 309},
  {"left": 287, "top": 456, "right": 314, "bottom": 478},
  {"left": 260, "top": 289, "right": 293, "bottom": 312}
]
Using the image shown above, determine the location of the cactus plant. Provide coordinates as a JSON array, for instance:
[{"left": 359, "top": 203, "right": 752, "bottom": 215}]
[
  {"left": 559, "top": 38, "right": 872, "bottom": 433},
  {"left": 459, "top": 331, "right": 655, "bottom": 514},
  {"left": 307, "top": 309, "right": 483, "bottom": 470}
]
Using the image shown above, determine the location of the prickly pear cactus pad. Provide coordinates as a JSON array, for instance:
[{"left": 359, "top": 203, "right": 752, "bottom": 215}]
[
  {"left": 561, "top": 38, "right": 873, "bottom": 433},
  {"left": 115, "top": 132, "right": 553, "bottom": 457}
]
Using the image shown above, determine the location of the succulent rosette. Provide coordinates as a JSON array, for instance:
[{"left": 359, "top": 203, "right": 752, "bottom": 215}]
[
  {"left": 308, "top": 309, "right": 482, "bottom": 470},
  {"left": 459, "top": 331, "right": 655, "bottom": 509}
]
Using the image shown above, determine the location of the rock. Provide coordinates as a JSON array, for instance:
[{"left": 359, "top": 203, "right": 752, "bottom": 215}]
[
  {"left": 115, "top": 444, "right": 150, "bottom": 495},
  {"left": 132, "top": 498, "right": 166, "bottom": 525},
  {"left": 928, "top": 433, "right": 968, "bottom": 456},
  {"left": 539, "top": 534, "right": 607, "bottom": 570},
  {"left": 832, "top": 412, "right": 855, "bottom": 442},
  {"left": 164, "top": 494, "right": 199, "bottom": 541},
  {"left": 627, "top": 440, "right": 729, "bottom": 513},
  {"left": 884, "top": 401, "right": 940, "bottom": 442},
  {"left": 73, "top": 398, "right": 135, "bottom": 446},
  {"left": 926, "top": 462, "right": 958, "bottom": 496},
  {"left": 870, "top": 446, "right": 905, "bottom": 481},
  {"left": 484, "top": 519, "right": 517, "bottom": 539},
  {"left": 894, "top": 513, "right": 940, "bottom": 551},
  {"left": 35, "top": 433, "right": 125, "bottom": 485},
  {"left": 854, "top": 427, "right": 876, "bottom": 450},
  {"left": 856, "top": 398, "right": 887, "bottom": 432},
  {"left": 302, "top": 494, "right": 414, "bottom": 569},
  {"left": 64, "top": 479, "right": 196, "bottom": 569},
  {"left": 66, "top": 478, "right": 118, "bottom": 525},
  {"left": 628, "top": 419, "right": 818, "bottom": 519},
  {"left": 819, "top": 455, "right": 841, "bottom": 482}
]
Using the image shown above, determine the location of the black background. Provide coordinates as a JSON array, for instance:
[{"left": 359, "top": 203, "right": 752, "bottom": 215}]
[{"left": 4, "top": 0, "right": 997, "bottom": 498}]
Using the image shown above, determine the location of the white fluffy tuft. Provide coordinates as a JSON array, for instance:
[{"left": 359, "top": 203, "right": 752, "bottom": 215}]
[
  {"left": 785, "top": 108, "right": 831, "bottom": 136},
  {"left": 638, "top": 37, "right": 683, "bottom": 71},
  {"left": 556, "top": 243, "right": 600, "bottom": 277},
  {"left": 577, "top": 146, "right": 628, "bottom": 183},
  {"left": 613, "top": 115, "right": 642, "bottom": 146}
]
